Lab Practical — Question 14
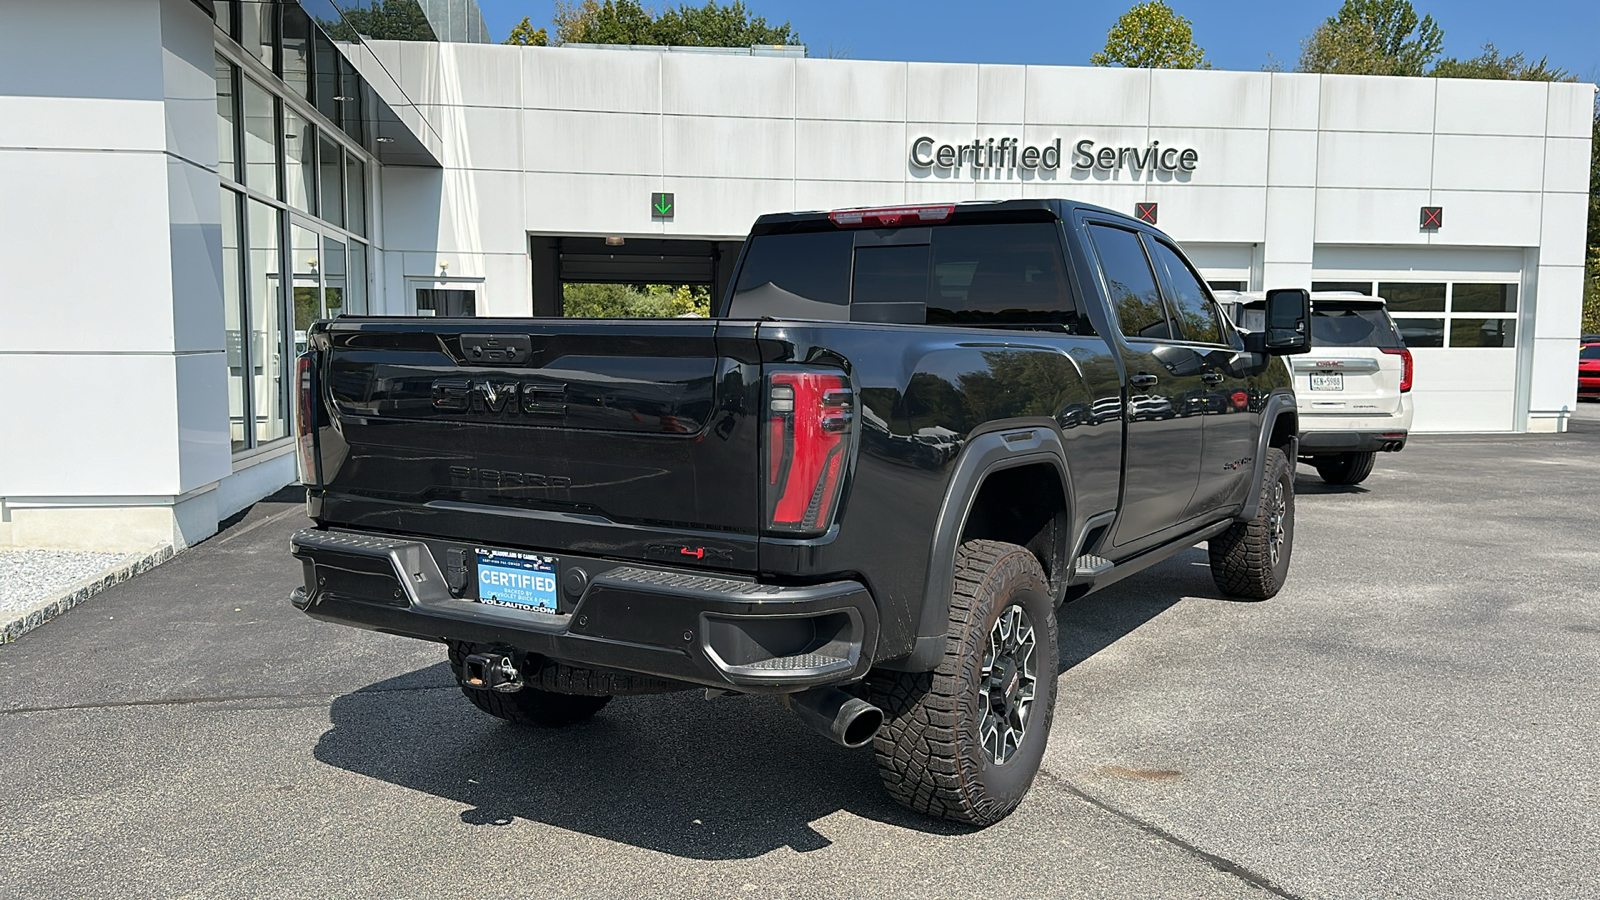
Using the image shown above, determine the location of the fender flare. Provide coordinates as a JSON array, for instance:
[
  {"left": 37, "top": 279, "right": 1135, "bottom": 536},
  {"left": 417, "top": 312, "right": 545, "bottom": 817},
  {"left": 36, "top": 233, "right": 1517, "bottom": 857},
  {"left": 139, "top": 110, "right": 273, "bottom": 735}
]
[
  {"left": 876, "top": 423, "right": 1075, "bottom": 673},
  {"left": 1240, "top": 392, "right": 1299, "bottom": 521}
]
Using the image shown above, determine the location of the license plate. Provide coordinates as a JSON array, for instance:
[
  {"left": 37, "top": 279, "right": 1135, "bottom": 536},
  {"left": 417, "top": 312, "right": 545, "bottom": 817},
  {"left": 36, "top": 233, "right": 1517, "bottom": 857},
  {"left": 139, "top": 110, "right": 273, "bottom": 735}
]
[
  {"left": 475, "top": 549, "right": 559, "bottom": 613},
  {"left": 1310, "top": 373, "right": 1344, "bottom": 391}
]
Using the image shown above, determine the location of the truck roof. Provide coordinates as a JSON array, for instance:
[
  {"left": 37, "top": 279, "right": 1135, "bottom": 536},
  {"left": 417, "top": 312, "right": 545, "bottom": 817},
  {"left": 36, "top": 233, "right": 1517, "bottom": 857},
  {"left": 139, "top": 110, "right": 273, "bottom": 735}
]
[{"left": 747, "top": 198, "right": 1141, "bottom": 235}]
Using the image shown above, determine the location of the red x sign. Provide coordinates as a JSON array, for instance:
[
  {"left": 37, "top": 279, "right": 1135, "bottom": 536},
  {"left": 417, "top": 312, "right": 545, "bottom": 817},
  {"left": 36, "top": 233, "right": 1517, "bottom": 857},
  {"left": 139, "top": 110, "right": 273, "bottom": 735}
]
[
  {"left": 1420, "top": 206, "right": 1443, "bottom": 228},
  {"left": 1134, "top": 202, "right": 1158, "bottom": 224}
]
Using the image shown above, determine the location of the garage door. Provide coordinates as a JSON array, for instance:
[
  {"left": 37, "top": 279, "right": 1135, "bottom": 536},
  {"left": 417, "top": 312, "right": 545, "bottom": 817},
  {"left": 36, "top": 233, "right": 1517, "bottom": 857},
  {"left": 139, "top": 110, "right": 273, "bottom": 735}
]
[{"left": 1312, "top": 247, "right": 1525, "bottom": 433}]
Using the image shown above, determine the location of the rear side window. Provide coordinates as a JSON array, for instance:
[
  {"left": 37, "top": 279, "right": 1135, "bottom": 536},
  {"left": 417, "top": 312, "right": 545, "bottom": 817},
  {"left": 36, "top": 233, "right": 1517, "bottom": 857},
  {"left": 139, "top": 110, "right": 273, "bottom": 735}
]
[
  {"left": 1149, "top": 240, "right": 1223, "bottom": 344},
  {"left": 1311, "top": 302, "right": 1404, "bottom": 349},
  {"left": 728, "top": 222, "right": 1082, "bottom": 330},
  {"left": 1087, "top": 224, "right": 1172, "bottom": 340},
  {"left": 727, "top": 230, "right": 852, "bottom": 318}
]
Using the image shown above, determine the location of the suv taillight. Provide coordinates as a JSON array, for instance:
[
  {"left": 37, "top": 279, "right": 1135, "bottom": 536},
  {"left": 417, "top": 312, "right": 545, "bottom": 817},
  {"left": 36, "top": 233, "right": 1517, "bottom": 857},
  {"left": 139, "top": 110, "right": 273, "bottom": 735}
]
[
  {"left": 1382, "top": 347, "right": 1414, "bottom": 392},
  {"left": 765, "top": 370, "right": 854, "bottom": 535},
  {"left": 294, "top": 353, "right": 321, "bottom": 485}
]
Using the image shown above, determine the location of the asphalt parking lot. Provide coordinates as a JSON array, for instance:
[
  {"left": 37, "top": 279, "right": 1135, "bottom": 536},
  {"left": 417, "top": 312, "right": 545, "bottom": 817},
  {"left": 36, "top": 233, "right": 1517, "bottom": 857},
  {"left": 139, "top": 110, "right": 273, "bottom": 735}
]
[{"left": 3, "top": 408, "right": 1598, "bottom": 899}]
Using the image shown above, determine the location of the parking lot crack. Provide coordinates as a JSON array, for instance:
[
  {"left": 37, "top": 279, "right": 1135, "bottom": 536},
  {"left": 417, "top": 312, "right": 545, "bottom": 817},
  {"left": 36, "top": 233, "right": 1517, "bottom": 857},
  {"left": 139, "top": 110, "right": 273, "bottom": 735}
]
[
  {"left": 0, "top": 684, "right": 454, "bottom": 715},
  {"left": 1040, "top": 771, "right": 1307, "bottom": 900}
]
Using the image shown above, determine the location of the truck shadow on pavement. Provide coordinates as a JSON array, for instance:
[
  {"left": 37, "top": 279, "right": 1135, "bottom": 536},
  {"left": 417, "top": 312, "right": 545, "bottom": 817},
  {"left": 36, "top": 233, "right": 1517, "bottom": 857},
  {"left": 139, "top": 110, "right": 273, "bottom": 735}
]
[
  {"left": 313, "top": 665, "right": 970, "bottom": 859},
  {"left": 312, "top": 547, "right": 1247, "bottom": 859}
]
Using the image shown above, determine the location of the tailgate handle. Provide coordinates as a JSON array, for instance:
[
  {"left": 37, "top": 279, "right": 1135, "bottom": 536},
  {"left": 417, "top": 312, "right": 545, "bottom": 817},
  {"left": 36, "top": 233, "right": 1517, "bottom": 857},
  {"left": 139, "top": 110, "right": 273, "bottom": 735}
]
[{"left": 461, "top": 334, "right": 531, "bottom": 365}]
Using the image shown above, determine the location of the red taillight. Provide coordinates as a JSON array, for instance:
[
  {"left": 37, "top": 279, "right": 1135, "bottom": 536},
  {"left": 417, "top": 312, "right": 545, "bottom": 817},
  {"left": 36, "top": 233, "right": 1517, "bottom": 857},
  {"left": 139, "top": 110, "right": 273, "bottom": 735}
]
[
  {"left": 828, "top": 204, "right": 954, "bottom": 228},
  {"left": 764, "top": 370, "right": 853, "bottom": 535},
  {"left": 1382, "top": 347, "right": 1414, "bottom": 392},
  {"left": 294, "top": 353, "right": 321, "bottom": 485}
]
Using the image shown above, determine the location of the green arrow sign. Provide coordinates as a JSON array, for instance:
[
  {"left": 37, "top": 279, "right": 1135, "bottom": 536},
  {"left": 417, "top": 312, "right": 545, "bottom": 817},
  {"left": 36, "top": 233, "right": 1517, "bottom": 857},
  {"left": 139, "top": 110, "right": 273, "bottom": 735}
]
[{"left": 651, "top": 192, "right": 675, "bottom": 218}]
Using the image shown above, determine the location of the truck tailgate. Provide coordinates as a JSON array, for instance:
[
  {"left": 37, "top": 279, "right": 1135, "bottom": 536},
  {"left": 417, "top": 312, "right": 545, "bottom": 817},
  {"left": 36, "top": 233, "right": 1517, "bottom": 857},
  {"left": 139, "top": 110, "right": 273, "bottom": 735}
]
[{"left": 309, "top": 318, "right": 762, "bottom": 571}]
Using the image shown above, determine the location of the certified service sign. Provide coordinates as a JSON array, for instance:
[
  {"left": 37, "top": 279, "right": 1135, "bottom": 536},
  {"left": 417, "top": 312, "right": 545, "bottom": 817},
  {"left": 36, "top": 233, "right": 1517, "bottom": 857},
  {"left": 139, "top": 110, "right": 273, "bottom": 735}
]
[{"left": 909, "top": 136, "right": 1198, "bottom": 176}]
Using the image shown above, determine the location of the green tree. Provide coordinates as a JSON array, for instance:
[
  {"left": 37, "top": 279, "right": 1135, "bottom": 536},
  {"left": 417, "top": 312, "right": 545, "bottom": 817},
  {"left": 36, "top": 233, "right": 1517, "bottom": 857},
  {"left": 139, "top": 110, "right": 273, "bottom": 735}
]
[
  {"left": 1296, "top": 0, "right": 1443, "bottom": 76},
  {"left": 552, "top": 0, "right": 798, "bottom": 47},
  {"left": 1090, "top": 1, "right": 1208, "bottom": 69},
  {"left": 561, "top": 283, "right": 710, "bottom": 318},
  {"left": 1432, "top": 44, "right": 1573, "bottom": 81},
  {"left": 503, "top": 17, "right": 549, "bottom": 46},
  {"left": 1584, "top": 106, "right": 1600, "bottom": 336},
  {"left": 317, "top": 0, "right": 435, "bottom": 42}
]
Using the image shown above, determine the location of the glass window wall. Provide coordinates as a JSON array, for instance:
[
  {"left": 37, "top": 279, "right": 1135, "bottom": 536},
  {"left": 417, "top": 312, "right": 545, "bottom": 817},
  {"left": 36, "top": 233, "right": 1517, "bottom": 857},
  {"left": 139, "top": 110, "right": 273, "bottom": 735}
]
[
  {"left": 247, "top": 198, "right": 287, "bottom": 443},
  {"left": 1310, "top": 279, "right": 1519, "bottom": 349},
  {"left": 219, "top": 6, "right": 374, "bottom": 455},
  {"left": 242, "top": 77, "right": 279, "bottom": 198}
]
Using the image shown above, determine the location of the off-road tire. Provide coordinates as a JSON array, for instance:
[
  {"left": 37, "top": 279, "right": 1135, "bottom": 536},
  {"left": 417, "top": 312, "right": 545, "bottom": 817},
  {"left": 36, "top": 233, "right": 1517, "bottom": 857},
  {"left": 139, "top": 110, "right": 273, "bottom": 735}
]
[
  {"left": 1209, "top": 447, "right": 1294, "bottom": 600},
  {"left": 1314, "top": 451, "right": 1377, "bottom": 485},
  {"left": 866, "top": 540, "right": 1058, "bottom": 827}
]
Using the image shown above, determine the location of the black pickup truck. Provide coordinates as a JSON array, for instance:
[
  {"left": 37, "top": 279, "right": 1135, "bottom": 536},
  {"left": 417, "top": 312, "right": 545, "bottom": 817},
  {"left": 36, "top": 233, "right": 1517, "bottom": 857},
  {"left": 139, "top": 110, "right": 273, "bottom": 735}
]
[{"left": 289, "top": 199, "right": 1311, "bottom": 825}]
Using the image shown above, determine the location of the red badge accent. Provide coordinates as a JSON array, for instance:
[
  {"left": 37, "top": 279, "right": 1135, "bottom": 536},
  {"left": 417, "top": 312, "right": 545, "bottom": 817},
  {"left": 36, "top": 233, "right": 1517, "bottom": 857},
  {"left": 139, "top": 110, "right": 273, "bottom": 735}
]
[{"left": 680, "top": 547, "right": 705, "bottom": 559}]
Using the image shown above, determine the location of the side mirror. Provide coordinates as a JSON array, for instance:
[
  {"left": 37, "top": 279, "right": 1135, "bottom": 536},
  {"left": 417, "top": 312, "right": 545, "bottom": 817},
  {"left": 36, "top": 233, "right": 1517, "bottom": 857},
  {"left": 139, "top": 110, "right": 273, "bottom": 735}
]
[{"left": 1244, "top": 288, "right": 1312, "bottom": 356}]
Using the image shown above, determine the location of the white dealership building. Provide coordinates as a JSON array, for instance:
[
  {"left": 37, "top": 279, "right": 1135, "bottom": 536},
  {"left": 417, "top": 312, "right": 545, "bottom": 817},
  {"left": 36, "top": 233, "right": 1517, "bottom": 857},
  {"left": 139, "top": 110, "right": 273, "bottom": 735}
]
[{"left": 1, "top": 0, "right": 1594, "bottom": 552}]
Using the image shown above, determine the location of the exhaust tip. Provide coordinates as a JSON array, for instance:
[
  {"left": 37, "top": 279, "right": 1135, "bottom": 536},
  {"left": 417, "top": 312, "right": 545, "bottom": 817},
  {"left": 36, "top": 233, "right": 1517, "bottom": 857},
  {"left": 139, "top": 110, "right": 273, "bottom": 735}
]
[
  {"left": 781, "top": 687, "right": 884, "bottom": 748},
  {"left": 840, "top": 705, "right": 885, "bottom": 748}
]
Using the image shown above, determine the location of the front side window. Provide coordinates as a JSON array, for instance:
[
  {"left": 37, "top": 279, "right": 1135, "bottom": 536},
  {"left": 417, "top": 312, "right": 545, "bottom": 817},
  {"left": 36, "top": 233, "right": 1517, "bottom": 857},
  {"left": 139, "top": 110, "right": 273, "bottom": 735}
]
[
  {"left": 1087, "top": 224, "right": 1171, "bottom": 340},
  {"left": 1149, "top": 240, "right": 1222, "bottom": 344}
]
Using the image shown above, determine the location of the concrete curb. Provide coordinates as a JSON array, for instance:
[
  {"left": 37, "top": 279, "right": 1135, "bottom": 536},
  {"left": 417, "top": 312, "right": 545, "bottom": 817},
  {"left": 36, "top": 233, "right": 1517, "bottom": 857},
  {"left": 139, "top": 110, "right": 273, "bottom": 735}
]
[{"left": 1, "top": 544, "right": 176, "bottom": 644}]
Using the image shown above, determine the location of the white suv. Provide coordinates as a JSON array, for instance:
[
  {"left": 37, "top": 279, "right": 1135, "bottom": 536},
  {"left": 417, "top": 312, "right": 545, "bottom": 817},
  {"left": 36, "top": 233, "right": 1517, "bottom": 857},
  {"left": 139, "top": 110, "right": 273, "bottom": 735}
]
[{"left": 1219, "top": 291, "right": 1414, "bottom": 485}]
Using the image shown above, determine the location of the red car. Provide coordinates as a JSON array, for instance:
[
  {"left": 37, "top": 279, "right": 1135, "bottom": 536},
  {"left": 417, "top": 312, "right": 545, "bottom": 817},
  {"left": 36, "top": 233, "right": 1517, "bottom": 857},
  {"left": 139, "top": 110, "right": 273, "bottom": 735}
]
[{"left": 1581, "top": 340, "right": 1600, "bottom": 399}]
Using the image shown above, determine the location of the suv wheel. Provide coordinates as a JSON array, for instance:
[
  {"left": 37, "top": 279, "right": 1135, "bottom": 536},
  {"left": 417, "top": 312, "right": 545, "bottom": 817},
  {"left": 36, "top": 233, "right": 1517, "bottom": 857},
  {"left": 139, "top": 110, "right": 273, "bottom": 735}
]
[
  {"left": 1209, "top": 447, "right": 1295, "bottom": 600},
  {"left": 867, "top": 540, "right": 1058, "bottom": 826},
  {"left": 1314, "top": 451, "right": 1377, "bottom": 485}
]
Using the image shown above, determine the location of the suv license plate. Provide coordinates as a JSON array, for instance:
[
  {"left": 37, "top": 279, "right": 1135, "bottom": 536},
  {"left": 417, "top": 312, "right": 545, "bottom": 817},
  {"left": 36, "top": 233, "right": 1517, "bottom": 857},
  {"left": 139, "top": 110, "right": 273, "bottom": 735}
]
[
  {"left": 1310, "top": 373, "right": 1344, "bottom": 391},
  {"left": 475, "top": 549, "right": 559, "bottom": 613}
]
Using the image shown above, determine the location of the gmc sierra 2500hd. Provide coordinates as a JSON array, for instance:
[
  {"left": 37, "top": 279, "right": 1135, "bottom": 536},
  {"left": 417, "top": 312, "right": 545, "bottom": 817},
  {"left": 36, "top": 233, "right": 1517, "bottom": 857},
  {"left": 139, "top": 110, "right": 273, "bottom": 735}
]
[{"left": 289, "top": 199, "right": 1312, "bottom": 826}]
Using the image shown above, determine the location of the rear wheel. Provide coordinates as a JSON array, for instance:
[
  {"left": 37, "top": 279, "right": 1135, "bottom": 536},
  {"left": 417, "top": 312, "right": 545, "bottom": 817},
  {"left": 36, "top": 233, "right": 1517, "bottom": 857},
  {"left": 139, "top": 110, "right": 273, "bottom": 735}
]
[
  {"left": 1314, "top": 451, "right": 1377, "bottom": 485},
  {"left": 867, "top": 540, "right": 1058, "bottom": 827}
]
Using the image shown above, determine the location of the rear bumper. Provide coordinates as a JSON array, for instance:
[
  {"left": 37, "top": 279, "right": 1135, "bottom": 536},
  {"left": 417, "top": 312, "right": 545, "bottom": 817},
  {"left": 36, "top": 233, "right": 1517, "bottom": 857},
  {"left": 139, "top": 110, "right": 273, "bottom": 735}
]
[
  {"left": 1298, "top": 430, "right": 1408, "bottom": 453},
  {"left": 289, "top": 528, "right": 877, "bottom": 694}
]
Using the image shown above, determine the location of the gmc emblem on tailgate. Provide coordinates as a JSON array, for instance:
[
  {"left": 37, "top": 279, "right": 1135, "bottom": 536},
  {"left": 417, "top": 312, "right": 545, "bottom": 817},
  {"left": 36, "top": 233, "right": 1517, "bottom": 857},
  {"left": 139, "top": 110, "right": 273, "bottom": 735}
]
[{"left": 432, "top": 379, "right": 566, "bottom": 416}]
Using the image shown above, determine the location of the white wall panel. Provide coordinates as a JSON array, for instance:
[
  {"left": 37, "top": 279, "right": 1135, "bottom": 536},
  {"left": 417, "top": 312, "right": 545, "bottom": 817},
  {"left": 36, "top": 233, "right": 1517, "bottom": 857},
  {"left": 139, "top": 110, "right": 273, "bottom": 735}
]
[
  {"left": 0, "top": 95, "right": 164, "bottom": 152},
  {"left": 906, "top": 179, "right": 977, "bottom": 203},
  {"left": 482, "top": 252, "right": 532, "bottom": 316},
  {"left": 1313, "top": 188, "right": 1432, "bottom": 245},
  {"left": 423, "top": 104, "right": 522, "bottom": 171},
  {"left": 1316, "top": 131, "right": 1433, "bottom": 189},
  {"left": 1434, "top": 79, "right": 1546, "bottom": 136},
  {"left": 1545, "top": 83, "right": 1597, "bottom": 139},
  {"left": 1146, "top": 127, "right": 1269, "bottom": 187},
  {"left": 907, "top": 63, "right": 977, "bottom": 124},
  {"left": 795, "top": 119, "right": 906, "bottom": 182},
  {"left": 0, "top": 0, "right": 163, "bottom": 101},
  {"left": 0, "top": 150, "right": 174, "bottom": 352},
  {"left": 1025, "top": 66, "right": 1148, "bottom": 127},
  {"left": 1537, "top": 192, "right": 1590, "bottom": 267},
  {"left": 166, "top": 156, "right": 224, "bottom": 354},
  {"left": 523, "top": 172, "right": 664, "bottom": 235},
  {"left": 1267, "top": 129, "right": 1318, "bottom": 187},
  {"left": 438, "top": 43, "right": 521, "bottom": 108},
  {"left": 796, "top": 58, "right": 906, "bottom": 122},
  {"left": 1150, "top": 70, "right": 1270, "bottom": 129},
  {"left": 1269, "top": 73, "right": 1320, "bottom": 130},
  {"left": 663, "top": 115, "right": 794, "bottom": 180},
  {"left": 976, "top": 65, "right": 1025, "bottom": 124},
  {"left": 1424, "top": 190, "right": 1541, "bottom": 247},
  {"left": 523, "top": 109, "right": 658, "bottom": 176},
  {"left": 174, "top": 350, "right": 230, "bottom": 493},
  {"left": 1141, "top": 186, "right": 1267, "bottom": 245},
  {"left": 656, "top": 176, "right": 794, "bottom": 237},
  {"left": 1431, "top": 135, "right": 1545, "bottom": 192},
  {"left": 1543, "top": 138, "right": 1593, "bottom": 194},
  {"left": 794, "top": 180, "right": 906, "bottom": 212},
  {"left": 0, "top": 354, "right": 179, "bottom": 496},
  {"left": 387, "top": 39, "right": 446, "bottom": 108},
  {"left": 1527, "top": 337, "right": 1580, "bottom": 414},
  {"left": 521, "top": 46, "right": 659, "bottom": 114},
  {"left": 1532, "top": 266, "right": 1585, "bottom": 339},
  {"left": 159, "top": 0, "right": 216, "bottom": 168},
  {"left": 1263, "top": 186, "right": 1316, "bottom": 264},
  {"left": 661, "top": 53, "right": 793, "bottom": 118},
  {"left": 1319, "top": 74, "right": 1435, "bottom": 134}
]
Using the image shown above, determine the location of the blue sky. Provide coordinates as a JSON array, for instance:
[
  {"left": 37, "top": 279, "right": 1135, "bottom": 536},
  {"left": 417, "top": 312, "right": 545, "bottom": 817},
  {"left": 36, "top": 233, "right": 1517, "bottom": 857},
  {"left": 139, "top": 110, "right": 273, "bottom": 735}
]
[{"left": 474, "top": 0, "right": 1600, "bottom": 81}]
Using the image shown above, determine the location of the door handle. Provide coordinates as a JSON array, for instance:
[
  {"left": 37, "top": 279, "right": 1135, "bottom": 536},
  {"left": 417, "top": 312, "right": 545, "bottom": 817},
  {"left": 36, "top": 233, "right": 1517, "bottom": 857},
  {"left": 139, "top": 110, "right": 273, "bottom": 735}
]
[
  {"left": 1130, "top": 374, "right": 1158, "bottom": 389},
  {"left": 1201, "top": 372, "right": 1225, "bottom": 385}
]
